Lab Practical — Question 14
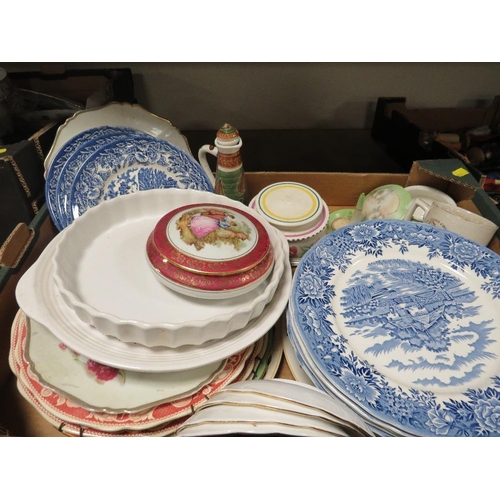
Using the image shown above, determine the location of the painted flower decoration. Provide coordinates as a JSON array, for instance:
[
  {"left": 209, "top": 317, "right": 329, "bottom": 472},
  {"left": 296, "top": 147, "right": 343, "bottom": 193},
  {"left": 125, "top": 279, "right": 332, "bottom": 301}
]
[{"left": 86, "top": 359, "right": 124, "bottom": 384}]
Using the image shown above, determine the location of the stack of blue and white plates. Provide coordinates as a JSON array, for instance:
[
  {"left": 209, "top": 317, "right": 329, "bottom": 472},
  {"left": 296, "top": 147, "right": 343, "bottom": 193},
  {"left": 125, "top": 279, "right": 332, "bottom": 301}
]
[
  {"left": 44, "top": 101, "right": 215, "bottom": 231},
  {"left": 287, "top": 218, "right": 500, "bottom": 437}
]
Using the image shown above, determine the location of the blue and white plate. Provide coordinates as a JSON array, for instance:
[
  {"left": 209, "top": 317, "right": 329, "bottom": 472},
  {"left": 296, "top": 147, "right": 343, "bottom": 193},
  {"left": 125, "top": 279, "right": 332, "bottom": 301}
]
[
  {"left": 46, "top": 127, "right": 151, "bottom": 230},
  {"left": 289, "top": 219, "right": 500, "bottom": 437},
  {"left": 58, "top": 135, "right": 214, "bottom": 228}
]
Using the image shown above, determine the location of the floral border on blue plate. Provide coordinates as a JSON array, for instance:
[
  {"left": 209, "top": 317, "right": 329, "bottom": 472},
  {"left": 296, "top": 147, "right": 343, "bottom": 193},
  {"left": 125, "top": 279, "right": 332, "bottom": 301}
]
[
  {"left": 55, "top": 129, "right": 153, "bottom": 229},
  {"left": 45, "top": 126, "right": 150, "bottom": 230},
  {"left": 64, "top": 135, "right": 214, "bottom": 226},
  {"left": 290, "top": 219, "right": 500, "bottom": 437}
]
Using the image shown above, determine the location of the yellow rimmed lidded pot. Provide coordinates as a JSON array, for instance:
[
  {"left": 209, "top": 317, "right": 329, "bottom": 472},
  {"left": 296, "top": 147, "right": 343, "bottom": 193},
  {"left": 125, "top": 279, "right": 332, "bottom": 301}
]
[{"left": 249, "top": 181, "right": 329, "bottom": 266}]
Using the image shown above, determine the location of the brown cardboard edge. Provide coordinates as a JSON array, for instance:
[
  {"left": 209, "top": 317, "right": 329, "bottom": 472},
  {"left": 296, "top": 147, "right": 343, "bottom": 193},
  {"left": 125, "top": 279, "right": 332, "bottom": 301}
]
[{"left": 0, "top": 223, "right": 34, "bottom": 268}]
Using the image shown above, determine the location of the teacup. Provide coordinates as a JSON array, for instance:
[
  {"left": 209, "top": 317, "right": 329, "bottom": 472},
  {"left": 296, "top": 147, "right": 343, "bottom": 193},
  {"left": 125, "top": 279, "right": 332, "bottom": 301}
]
[
  {"left": 404, "top": 185, "right": 456, "bottom": 222},
  {"left": 362, "top": 184, "right": 412, "bottom": 220},
  {"left": 404, "top": 199, "right": 498, "bottom": 246}
]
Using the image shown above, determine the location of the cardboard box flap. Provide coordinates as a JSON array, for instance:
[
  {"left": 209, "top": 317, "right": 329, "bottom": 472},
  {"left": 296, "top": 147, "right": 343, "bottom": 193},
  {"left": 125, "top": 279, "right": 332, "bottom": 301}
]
[{"left": 407, "top": 159, "right": 478, "bottom": 202}]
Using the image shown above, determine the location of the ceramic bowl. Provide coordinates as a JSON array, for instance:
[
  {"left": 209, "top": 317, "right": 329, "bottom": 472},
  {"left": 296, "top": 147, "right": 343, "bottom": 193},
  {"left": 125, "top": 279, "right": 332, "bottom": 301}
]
[
  {"left": 249, "top": 182, "right": 329, "bottom": 266},
  {"left": 146, "top": 232, "right": 275, "bottom": 300},
  {"left": 146, "top": 201, "right": 275, "bottom": 299},
  {"left": 151, "top": 203, "right": 271, "bottom": 276},
  {"left": 253, "top": 181, "right": 324, "bottom": 231},
  {"left": 51, "top": 188, "right": 286, "bottom": 348}
]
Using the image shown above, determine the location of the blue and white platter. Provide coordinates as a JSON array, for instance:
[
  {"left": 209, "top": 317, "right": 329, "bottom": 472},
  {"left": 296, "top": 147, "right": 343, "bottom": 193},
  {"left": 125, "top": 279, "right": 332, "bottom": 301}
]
[{"left": 289, "top": 219, "right": 500, "bottom": 437}]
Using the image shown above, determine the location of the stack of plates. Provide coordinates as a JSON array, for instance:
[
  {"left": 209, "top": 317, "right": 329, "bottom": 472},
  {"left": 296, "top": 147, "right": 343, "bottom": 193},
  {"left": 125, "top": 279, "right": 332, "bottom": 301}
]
[
  {"left": 287, "top": 218, "right": 500, "bottom": 437},
  {"left": 44, "top": 101, "right": 215, "bottom": 231},
  {"left": 14, "top": 188, "right": 291, "bottom": 436},
  {"left": 175, "top": 379, "right": 374, "bottom": 437},
  {"left": 9, "top": 310, "right": 280, "bottom": 436},
  {"left": 10, "top": 105, "right": 292, "bottom": 436}
]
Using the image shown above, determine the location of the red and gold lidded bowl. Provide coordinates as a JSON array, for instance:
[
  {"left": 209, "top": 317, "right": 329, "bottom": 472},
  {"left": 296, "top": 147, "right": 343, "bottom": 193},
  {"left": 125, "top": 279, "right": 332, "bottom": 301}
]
[{"left": 146, "top": 203, "right": 274, "bottom": 299}]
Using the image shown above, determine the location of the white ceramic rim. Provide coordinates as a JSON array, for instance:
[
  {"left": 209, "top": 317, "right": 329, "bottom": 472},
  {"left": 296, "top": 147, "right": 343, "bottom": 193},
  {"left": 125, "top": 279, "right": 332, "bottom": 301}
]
[{"left": 250, "top": 197, "right": 329, "bottom": 241}]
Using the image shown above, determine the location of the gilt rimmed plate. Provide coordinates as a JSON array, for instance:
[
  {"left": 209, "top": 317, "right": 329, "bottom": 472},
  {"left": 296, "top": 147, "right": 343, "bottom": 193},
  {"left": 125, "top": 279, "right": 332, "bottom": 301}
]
[
  {"left": 61, "top": 135, "right": 214, "bottom": 227},
  {"left": 290, "top": 219, "right": 500, "bottom": 437}
]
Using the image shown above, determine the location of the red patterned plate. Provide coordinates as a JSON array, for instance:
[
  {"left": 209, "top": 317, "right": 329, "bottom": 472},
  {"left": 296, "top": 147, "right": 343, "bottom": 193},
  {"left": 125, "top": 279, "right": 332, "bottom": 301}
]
[{"left": 151, "top": 203, "right": 271, "bottom": 276}]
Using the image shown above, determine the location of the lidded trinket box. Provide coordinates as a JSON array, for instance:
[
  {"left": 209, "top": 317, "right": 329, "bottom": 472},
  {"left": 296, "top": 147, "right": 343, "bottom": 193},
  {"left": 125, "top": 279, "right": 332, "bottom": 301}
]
[{"left": 146, "top": 202, "right": 274, "bottom": 299}]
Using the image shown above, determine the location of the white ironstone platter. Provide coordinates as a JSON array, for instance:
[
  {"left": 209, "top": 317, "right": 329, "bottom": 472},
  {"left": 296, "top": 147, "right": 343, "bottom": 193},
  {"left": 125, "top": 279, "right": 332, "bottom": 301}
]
[
  {"left": 44, "top": 101, "right": 196, "bottom": 173},
  {"left": 289, "top": 219, "right": 500, "bottom": 437}
]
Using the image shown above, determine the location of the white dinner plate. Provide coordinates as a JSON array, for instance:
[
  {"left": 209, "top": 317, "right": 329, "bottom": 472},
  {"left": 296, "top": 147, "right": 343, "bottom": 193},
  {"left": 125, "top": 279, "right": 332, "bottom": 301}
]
[{"left": 45, "top": 102, "right": 196, "bottom": 172}]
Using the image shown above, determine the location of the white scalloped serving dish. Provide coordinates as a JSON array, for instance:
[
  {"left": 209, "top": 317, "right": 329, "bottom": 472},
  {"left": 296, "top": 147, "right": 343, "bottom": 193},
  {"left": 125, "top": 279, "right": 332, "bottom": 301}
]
[
  {"left": 51, "top": 189, "right": 286, "bottom": 348},
  {"left": 44, "top": 101, "right": 215, "bottom": 187}
]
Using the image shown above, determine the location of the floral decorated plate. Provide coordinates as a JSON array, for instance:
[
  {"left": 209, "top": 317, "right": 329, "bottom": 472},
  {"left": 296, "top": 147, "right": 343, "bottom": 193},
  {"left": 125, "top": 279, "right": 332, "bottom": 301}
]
[
  {"left": 289, "top": 219, "right": 500, "bottom": 437},
  {"left": 11, "top": 309, "right": 259, "bottom": 433},
  {"left": 61, "top": 135, "right": 214, "bottom": 228},
  {"left": 23, "top": 314, "right": 226, "bottom": 414}
]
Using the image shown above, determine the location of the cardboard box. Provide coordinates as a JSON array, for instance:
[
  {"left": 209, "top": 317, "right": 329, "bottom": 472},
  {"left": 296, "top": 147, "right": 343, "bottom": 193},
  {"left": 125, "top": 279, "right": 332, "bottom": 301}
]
[
  {"left": 1, "top": 159, "right": 499, "bottom": 436},
  {"left": 246, "top": 160, "right": 500, "bottom": 254}
]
